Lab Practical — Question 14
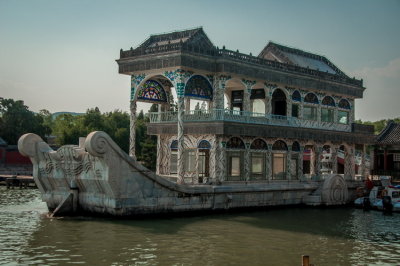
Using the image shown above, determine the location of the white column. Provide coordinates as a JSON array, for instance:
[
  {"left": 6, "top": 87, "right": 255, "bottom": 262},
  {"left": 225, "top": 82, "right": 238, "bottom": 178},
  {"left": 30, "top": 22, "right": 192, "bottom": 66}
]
[{"left": 176, "top": 78, "right": 186, "bottom": 184}]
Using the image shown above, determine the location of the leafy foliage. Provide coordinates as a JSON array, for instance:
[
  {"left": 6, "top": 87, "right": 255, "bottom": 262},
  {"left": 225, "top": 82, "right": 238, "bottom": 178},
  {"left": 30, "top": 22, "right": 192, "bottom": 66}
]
[
  {"left": 0, "top": 98, "right": 51, "bottom": 144},
  {"left": 355, "top": 118, "right": 400, "bottom": 134}
]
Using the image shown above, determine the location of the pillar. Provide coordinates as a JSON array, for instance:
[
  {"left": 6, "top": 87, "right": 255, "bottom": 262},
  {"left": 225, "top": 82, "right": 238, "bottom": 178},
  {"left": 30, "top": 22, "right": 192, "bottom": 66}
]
[
  {"left": 215, "top": 137, "right": 226, "bottom": 182},
  {"left": 344, "top": 145, "right": 355, "bottom": 180},
  {"left": 287, "top": 98, "right": 292, "bottom": 118},
  {"left": 331, "top": 146, "right": 338, "bottom": 174},
  {"left": 129, "top": 100, "right": 137, "bottom": 159},
  {"left": 334, "top": 108, "right": 338, "bottom": 124},
  {"left": 195, "top": 148, "right": 200, "bottom": 184},
  {"left": 298, "top": 146, "right": 304, "bottom": 180},
  {"left": 156, "top": 135, "right": 161, "bottom": 175},
  {"left": 266, "top": 144, "right": 272, "bottom": 180},
  {"left": 310, "top": 147, "right": 315, "bottom": 176},
  {"left": 176, "top": 83, "right": 186, "bottom": 184},
  {"left": 315, "top": 146, "right": 322, "bottom": 179},
  {"left": 286, "top": 146, "right": 292, "bottom": 180},
  {"left": 317, "top": 104, "right": 322, "bottom": 123},
  {"left": 214, "top": 75, "right": 230, "bottom": 110},
  {"left": 209, "top": 139, "right": 217, "bottom": 182},
  {"left": 244, "top": 143, "right": 250, "bottom": 181},
  {"left": 243, "top": 89, "right": 251, "bottom": 113},
  {"left": 242, "top": 79, "right": 255, "bottom": 113}
]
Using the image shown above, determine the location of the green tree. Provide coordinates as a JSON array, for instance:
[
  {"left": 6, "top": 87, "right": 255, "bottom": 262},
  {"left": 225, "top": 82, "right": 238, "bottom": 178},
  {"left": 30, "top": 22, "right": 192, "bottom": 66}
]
[
  {"left": 0, "top": 98, "right": 50, "bottom": 144},
  {"left": 52, "top": 114, "right": 86, "bottom": 145}
]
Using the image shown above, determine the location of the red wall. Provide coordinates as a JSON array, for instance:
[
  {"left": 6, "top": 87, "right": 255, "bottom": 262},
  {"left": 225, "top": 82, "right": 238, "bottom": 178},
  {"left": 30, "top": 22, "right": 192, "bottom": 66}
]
[{"left": 5, "top": 150, "right": 32, "bottom": 165}]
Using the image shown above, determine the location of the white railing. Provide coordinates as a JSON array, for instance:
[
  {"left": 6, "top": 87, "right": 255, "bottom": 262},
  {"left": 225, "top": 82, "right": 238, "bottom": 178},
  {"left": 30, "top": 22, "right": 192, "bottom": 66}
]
[{"left": 148, "top": 109, "right": 352, "bottom": 132}]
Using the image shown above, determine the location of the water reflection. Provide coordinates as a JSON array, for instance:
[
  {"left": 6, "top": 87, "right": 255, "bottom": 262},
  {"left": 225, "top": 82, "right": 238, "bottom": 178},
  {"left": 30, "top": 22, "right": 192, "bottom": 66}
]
[{"left": 1, "top": 187, "right": 399, "bottom": 265}]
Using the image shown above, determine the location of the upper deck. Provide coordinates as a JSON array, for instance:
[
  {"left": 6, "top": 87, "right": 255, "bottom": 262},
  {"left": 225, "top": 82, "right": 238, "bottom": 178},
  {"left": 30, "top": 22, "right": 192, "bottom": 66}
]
[{"left": 117, "top": 28, "right": 365, "bottom": 98}]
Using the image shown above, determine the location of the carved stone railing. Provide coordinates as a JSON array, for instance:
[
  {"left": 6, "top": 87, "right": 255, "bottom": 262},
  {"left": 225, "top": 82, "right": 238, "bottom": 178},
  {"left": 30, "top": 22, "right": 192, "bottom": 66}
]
[
  {"left": 148, "top": 109, "right": 352, "bottom": 132},
  {"left": 119, "top": 44, "right": 363, "bottom": 87}
]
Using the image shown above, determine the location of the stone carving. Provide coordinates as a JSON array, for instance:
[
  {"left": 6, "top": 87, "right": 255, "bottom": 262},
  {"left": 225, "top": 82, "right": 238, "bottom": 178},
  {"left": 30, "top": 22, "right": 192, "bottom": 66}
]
[{"left": 321, "top": 175, "right": 349, "bottom": 205}]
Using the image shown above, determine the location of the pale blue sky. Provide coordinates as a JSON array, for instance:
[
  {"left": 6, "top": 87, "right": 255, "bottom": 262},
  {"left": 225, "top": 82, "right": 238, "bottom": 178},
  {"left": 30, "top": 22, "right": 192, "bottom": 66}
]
[{"left": 0, "top": 0, "right": 399, "bottom": 121}]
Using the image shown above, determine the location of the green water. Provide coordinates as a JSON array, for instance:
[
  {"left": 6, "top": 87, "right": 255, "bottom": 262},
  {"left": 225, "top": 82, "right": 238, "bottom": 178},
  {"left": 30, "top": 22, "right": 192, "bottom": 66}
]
[{"left": 0, "top": 187, "right": 399, "bottom": 265}]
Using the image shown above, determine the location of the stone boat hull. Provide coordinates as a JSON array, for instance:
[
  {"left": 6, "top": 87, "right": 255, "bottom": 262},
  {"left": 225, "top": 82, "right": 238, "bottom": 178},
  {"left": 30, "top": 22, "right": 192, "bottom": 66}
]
[{"left": 18, "top": 131, "right": 357, "bottom": 217}]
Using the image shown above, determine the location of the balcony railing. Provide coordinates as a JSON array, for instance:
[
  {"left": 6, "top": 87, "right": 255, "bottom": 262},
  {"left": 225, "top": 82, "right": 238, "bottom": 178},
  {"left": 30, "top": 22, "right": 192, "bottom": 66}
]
[{"left": 148, "top": 109, "right": 352, "bottom": 132}]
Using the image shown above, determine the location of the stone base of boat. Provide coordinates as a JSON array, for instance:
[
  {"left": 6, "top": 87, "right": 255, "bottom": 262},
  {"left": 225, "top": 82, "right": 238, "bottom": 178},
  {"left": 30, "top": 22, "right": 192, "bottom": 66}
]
[{"left": 18, "top": 131, "right": 363, "bottom": 217}]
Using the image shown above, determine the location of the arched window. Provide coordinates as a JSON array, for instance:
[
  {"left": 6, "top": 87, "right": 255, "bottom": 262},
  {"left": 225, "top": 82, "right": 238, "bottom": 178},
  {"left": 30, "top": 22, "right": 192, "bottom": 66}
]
[
  {"left": 291, "top": 91, "right": 301, "bottom": 118},
  {"left": 137, "top": 80, "right": 168, "bottom": 102},
  {"left": 338, "top": 99, "right": 351, "bottom": 109},
  {"left": 226, "top": 137, "right": 245, "bottom": 149},
  {"left": 272, "top": 140, "right": 288, "bottom": 151},
  {"left": 321, "top": 96, "right": 335, "bottom": 122},
  {"left": 304, "top": 93, "right": 319, "bottom": 104},
  {"left": 338, "top": 99, "right": 350, "bottom": 124},
  {"left": 272, "top": 140, "right": 287, "bottom": 180},
  {"left": 250, "top": 139, "right": 267, "bottom": 180},
  {"left": 250, "top": 139, "right": 268, "bottom": 150},
  {"left": 292, "top": 141, "right": 300, "bottom": 152},
  {"left": 322, "top": 96, "right": 335, "bottom": 107},
  {"left": 271, "top": 89, "right": 287, "bottom": 116},
  {"left": 292, "top": 90, "right": 301, "bottom": 102},
  {"left": 303, "top": 93, "right": 318, "bottom": 120},
  {"left": 184, "top": 75, "right": 213, "bottom": 100},
  {"left": 226, "top": 137, "right": 245, "bottom": 181},
  {"left": 197, "top": 140, "right": 211, "bottom": 180}
]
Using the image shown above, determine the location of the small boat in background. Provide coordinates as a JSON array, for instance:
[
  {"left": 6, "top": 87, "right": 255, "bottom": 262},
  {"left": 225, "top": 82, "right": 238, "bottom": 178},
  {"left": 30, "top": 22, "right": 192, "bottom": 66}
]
[{"left": 354, "top": 176, "right": 400, "bottom": 213}]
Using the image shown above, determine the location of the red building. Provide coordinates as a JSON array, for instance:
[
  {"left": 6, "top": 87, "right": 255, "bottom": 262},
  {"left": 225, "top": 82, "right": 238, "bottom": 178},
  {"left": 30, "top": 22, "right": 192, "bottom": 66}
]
[{"left": 372, "top": 121, "right": 400, "bottom": 180}]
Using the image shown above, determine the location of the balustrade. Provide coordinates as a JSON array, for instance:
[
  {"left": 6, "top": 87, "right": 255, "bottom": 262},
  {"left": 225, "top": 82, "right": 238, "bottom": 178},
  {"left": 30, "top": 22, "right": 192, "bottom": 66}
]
[
  {"left": 120, "top": 44, "right": 363, "bottom": 87},
  {"left": 148, "top": 109, "right": 352, "bottom": 132}
]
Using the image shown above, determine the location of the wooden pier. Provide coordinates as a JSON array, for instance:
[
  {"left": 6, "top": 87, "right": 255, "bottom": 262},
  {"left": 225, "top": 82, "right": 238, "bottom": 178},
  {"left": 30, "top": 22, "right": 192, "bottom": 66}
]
[{"left": 0, "top": 175, "right": 36, "bottom": 189}]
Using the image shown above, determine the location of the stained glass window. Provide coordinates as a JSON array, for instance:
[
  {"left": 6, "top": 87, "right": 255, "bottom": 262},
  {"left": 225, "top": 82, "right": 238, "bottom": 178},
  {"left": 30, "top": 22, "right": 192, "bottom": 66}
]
[
  {"left": 292, "top": 90, "right": 301, "bottom": 102},
  {"left": 304, "top": 93, "right": 319, "bottom": 104},
  {"left": 184, "top": 75, "right": 213, "bottom": 100},
  {"left": 198, "top": 140, "right": 211, "bottom": 149},
  {"left": 272, "top": 140, "right": 288, "bottom": 151},
  {"left": 226, "top": 137, "right": 245, "bottom": 149},
  {"left": 338, "top": 99, "right": 351, "bottom": 109},
  {"left": 322, "top": 96, "right": 335, "bottom": 107},
  {"left": 250, "top": 139, "right": 268, "bottom": 150},
  {"left": 137, "top": 80, "right": 167, "bottom": 102}
]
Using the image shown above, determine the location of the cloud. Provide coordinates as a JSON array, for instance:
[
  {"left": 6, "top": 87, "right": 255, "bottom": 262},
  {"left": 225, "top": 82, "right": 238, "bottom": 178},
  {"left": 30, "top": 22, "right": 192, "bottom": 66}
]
[
  {"left": 351, "top": 58, "right": 400, "bottom": 121},
  {"left": 352, "top": 57, "right": 400, "bottom": 79}
]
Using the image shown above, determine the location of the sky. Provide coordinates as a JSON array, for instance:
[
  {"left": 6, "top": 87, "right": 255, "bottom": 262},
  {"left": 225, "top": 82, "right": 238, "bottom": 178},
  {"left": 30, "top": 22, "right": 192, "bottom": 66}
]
[{"left": 0, "top": 0, "right": 399, "bottom": 121}]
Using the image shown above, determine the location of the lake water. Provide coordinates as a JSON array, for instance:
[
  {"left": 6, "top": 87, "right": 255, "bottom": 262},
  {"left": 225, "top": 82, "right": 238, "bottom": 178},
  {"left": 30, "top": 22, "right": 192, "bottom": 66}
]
[{"left": 1, "top": 186, "right": 399, "bottom": 265}]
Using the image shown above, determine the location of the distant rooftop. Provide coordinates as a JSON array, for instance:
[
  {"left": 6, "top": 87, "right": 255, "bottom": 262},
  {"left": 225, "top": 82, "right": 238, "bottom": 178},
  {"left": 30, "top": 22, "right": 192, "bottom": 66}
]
[{"left": 376, "top": 121, "right": 400, "bottom": 145}]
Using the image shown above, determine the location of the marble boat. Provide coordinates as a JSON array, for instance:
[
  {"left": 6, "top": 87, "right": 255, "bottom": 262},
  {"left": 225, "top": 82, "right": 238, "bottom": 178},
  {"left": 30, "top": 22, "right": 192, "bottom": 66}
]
[{"left": 18, "top": 28, "right": 375, "bottom": 216}]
